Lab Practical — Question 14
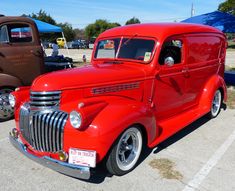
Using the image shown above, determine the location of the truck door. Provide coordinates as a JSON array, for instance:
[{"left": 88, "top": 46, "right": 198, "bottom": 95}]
[
  {"left": 0, "top": 21, "right": 44, "bottom": 86},
  {"left": 154, "top": 37, "right": 188, "bottom": 120}
]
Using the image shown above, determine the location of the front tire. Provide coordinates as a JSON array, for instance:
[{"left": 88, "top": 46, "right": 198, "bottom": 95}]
[
  {"left": 106, "top": 127, "right": 143, "bottom": 176},
  {"left": 0, "top": 88, "right": 14, "bottom": 122},
  {"left": 207, "top": 89, "right": 222, "bottom": 119}
]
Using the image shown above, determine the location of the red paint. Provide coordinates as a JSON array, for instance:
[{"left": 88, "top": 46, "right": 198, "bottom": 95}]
[{"left": 13, "top": 23, "right": 227, "bottom": 164}]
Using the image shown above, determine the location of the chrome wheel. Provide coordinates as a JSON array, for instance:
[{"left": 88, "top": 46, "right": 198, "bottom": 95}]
[
  {"left": 0, "top": 88, "right": 14, "bottom": 121},
  {"left": 211, "top": 90, "right": 222, "bottom": 117},
  {"left": 106, "top": 126, "right": 143, "bottom": 175},
  {"left": 116, "top": 127, "right": 142, "bottom": 171}
]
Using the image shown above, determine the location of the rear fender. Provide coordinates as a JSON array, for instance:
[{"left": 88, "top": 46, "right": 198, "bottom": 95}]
[{"left": 198, "top": 74, "right": 227, "bottom": 113}]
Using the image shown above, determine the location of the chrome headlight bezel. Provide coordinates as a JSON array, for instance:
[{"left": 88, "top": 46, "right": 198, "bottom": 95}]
[
  {"left": 8, "top": 93, "right": 16, "bottom": 108},
  {"left": 69, "top": 111, "right": 82, "bottom": 129}
]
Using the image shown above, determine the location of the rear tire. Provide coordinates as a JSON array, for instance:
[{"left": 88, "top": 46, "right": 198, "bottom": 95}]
[
  {"left": 207, "top": 89, "right": 222, "bottom": 119},
  {"left": 106, "top": 127, "right": 143, "bottom": 176},
  {"left": 0, "top": 88, "right": 14, "bottom": 122}
]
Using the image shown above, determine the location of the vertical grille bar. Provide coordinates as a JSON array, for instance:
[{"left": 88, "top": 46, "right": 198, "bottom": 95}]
[
  {"left": 33, "top": 115, "right": 39, "bottom": 150},
  {"left": 48, "top": 112, "right": 58, "bottom": 151},
  {"left": 56, "top": 113, "right": 66, "bottom": 151},
  {"left": 52, "top": 112, "right": 62, "bottom": 151},
  {"left": 41, "top": 114, "right": 47, "bottom": 151},
  {"left": 30, "top": 115, "right": 36, "bottom": 148},
  {"left": 45, "top": 113, "right": 52, "bottom": 152},
  {"left": 37, "top": 114, "right": 43, "bottom": 151}
]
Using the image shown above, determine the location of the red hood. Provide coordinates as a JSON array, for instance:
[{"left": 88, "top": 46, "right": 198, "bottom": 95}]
[{"left": 31, "top": 63, "right": 146, "bottom": 91}]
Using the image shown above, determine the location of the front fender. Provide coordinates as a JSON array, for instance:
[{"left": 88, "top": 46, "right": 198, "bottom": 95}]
[
  {"left": 198, "top": 74, "right": 227, "bottom": 113},
  {"left": 90, "top": 98, "right": 156, "bottom": 161},
  {"left": 63, "top": 97, "right": 156, "bottom": 162},
  {"left": 13, "top": 86, "right": 30, "bottom": 122},
  {"left": 0, "top": 73, "right": 23, "bottom": 88}
]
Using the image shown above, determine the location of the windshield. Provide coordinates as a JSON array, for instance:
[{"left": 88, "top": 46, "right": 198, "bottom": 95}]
[{"left": 94, "top": 37, "right": 155, "bottom": 62}]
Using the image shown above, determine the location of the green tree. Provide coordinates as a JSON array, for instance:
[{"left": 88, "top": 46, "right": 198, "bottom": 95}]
[
  {"left": 74, "top": 28, "right": 86, "bottom": 40},
  {"left": 125, "top": 17, "right": 141, "bottom": 25},
  {"left": 58, "top": 22, "right": 75, "bottom": 41},
  {"left": 30, "top": 9, "right": 56, "bottom": 25},
  {"left": 25, "top": 10, "right": 75, "bottom": 42},
  {"left": 85, "top": 20, "right": 120, "bottom": 40},
  {"left": 218, "top": 0, "right": 235, "bottom": 15}
]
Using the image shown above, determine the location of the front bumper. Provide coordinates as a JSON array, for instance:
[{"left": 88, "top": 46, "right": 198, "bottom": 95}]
[{"left": 9, "top": 133, "right": 91, "bottom": 180}]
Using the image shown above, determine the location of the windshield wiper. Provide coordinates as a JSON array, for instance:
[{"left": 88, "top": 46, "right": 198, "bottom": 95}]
[{"left": 120, "top": 33, "right": 138, "bottom": 48}]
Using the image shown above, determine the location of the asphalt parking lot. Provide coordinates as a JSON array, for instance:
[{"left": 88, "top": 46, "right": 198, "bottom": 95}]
[{"left": 0, "top": 108, "right": 235, "bottom": 191}]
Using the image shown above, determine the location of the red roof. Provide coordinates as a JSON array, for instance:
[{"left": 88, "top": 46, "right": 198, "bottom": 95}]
[{"left": 98, "top": 23, "right": 223, "bottom": 41}]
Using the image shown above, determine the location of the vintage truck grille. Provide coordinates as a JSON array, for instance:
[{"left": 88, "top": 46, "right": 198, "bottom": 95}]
[
  {"left": 19, "top": 103, "right": 68, "bottom": 152},
  {"left": 30, "top": 91, "right": 61, "bottom": 108}
]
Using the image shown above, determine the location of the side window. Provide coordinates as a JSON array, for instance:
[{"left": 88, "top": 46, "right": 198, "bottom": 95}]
[
  {"left": 8, "top": 23, "right": 33, "bottom": 43},
  {"left": 159, "top": 39, "right": 183, "bottom": 65},
  {"left": 187, "top": 36, "right": 221, "bottom": 64},
  {"left": 0, "top": 25, "right": 9, "bottom": 43}
]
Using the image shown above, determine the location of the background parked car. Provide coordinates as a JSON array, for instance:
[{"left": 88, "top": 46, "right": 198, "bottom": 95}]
[
  {"left": 67, "top": 40, "right": 88, "bottom": 49},
  {"left": 56, "top": 37, "right": 66, "bottom": 48}
]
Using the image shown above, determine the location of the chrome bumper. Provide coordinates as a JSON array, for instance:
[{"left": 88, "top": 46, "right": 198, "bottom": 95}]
[{"left": 9, "top": 133, "right": 90, "bottom": 180}]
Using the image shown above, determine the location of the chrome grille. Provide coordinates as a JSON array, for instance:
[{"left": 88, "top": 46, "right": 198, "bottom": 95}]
[
  {"left": 30, "top": 91, "right": 61, "bottom": 108},
  {"left": 19, "top": 104, "right": 68, "bottom": 152}
]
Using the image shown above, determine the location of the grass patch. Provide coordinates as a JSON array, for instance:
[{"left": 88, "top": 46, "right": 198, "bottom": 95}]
[
  {"left": 227, "top": 41, "right": 235, "bottom": 49},
  {"left": 225, "top": 65, "right": 235, "bottom": 71},
  {"left": 149, "top": 158, "right": 183, "bottom": 180},
  {"left": 226, "top": 88, "right": 235, "bottom": 109}
]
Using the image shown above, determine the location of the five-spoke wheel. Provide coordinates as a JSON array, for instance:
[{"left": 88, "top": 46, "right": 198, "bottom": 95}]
[
  {"left": 208, "top": 89, "right": 222, "bottom": 119},
  {"left": 106, "top": 127, "right": 143, "bottom": 175}
]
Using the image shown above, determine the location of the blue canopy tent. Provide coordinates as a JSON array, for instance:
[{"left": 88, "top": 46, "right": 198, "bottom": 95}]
[
  {"left": 181, "top": 11, "right": 235, "bottom": 33},
  {"left": 28, "top": 18, "right": 69, "bottom": 55},
  {"left": 31, "top": 18, "right": 62, "bottom": 33}
]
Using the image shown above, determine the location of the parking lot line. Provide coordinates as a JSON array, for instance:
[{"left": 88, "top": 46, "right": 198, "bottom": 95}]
[
  {"left": 0, "top": 137, "right": 8, "bottom": 143},
  {"left": 182, "top": 127, "right": 235, "bottom": 191}
]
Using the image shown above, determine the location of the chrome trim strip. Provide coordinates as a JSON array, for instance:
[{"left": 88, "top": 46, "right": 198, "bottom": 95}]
[
  {"left": 9, "top": 134, "right": 90, "bottom": 180},
  {"left": 31, "top": 91, "right": 61, "bottom": 95},
  {"left": 92, "top": 82, "right": 140, "bottom": 95},
  {"left": 30, "top": 96, "right": 60, "bottom": 100},
  {"left": 29, "top": 101, "right": 60, "bottom": 105}
]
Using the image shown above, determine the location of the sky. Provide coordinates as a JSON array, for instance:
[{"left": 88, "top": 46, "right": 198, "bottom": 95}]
[{"left": 1, "top": 0, "right": 224, "bottom": 29}]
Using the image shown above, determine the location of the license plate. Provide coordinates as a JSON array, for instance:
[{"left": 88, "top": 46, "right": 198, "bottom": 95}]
[{"left": 68, "top": 148, "right": 96, "bottom": 168}]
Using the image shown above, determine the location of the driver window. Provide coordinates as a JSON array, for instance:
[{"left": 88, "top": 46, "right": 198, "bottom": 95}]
[
  {"left": 159, "top": 39, "right": 183, "bottom": 65},
  {"left": 0, "top": 25, "right": 9, "bottom": 43}
]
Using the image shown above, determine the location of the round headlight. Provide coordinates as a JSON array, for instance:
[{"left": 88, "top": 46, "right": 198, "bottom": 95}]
[
  {"left": 70, "top": 111, "right": 82, "bottom": 129},
  {"left": 8, "top": 94, "right": 16, "bottom": 108}
]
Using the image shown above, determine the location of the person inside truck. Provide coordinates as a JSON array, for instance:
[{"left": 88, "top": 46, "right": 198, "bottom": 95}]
[{"left": 51, "top": 40, "right": 59, "bottom": 57}]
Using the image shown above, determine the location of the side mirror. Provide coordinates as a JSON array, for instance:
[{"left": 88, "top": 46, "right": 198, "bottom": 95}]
[{"left": 164, "top": 56, "right": 174, "bottom": 67}]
